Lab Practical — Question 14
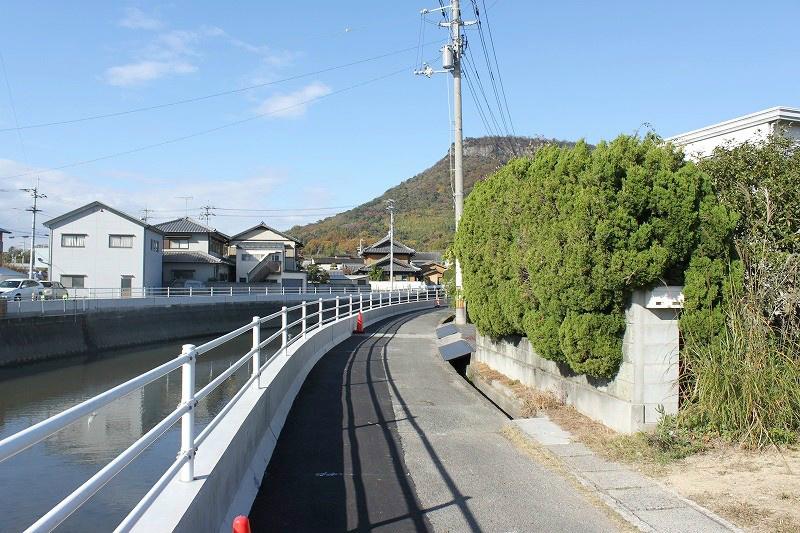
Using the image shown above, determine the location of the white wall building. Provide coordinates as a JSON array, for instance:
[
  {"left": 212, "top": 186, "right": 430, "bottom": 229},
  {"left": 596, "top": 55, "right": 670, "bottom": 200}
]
[
  {"left": 154, "top": 217, "right": 235, "bottom": 284},
  {"left": 667, "top": 106, "right": 800, "bottom": 160},
  {"left": 43, "top": 201, "right": 163, "bottom": 293},
  {"left": 229, "top": 222, "right": 306, "bottom": 289}
]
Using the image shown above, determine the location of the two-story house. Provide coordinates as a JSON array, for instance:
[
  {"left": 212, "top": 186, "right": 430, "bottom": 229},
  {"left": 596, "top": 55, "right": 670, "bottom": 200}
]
[
  {"left": 154, "top": 217, "right": 235, "bottom": 284},
  {"left": 355, "top": 234, "right": 421, "bottom": 281},
  {"left": 229, "top": 222, "right": 306, "bottom": 289},
  {"left": 43, "top": 201, "right": 163, "bottom": 292}
]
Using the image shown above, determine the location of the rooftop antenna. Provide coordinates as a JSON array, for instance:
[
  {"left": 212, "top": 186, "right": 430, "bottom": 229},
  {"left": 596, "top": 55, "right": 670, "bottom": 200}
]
[{"left": 176, "top": 196, "right": 193, "bottom": 217}]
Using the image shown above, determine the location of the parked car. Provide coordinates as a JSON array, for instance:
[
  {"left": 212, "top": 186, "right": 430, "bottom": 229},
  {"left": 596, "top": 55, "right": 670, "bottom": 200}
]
[
  {"left": 167, "top": 279, "right": 206, "bottom": 295},
  {"left": 40, "top": 281, "right": 69, "bottom": 300},
  {"left": 0, "top": 279, "right": 44, "bottom": 301}
]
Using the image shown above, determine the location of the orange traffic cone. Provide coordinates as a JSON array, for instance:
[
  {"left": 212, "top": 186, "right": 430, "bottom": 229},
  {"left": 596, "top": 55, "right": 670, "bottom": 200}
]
[
  {"left": 435, "top": 296, "right": 441, "bottom": 308},
  {"left": 232, "top": 516, "right": 251, "bottom": 533},
  {"left": 354, "top": 311, "right": 364, "bottom": 334}
]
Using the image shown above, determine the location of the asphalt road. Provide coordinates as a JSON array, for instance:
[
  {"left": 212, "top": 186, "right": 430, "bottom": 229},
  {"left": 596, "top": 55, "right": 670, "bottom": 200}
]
[{"left": 249, "top": 309, "right": 619, "bottom": 532}]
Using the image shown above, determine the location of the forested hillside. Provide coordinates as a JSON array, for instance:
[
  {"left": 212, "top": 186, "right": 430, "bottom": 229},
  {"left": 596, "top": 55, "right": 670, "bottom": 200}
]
[{"left": 290, "top": 136, "right": 574, "bottom": 255}]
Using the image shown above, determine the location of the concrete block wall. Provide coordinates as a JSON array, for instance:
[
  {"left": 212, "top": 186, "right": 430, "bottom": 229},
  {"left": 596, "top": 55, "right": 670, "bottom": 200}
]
[
  {"left": 131, "top": 300, "right": 435, "bottom": 533},
  {"left": 474, "top": 289, "right": 679, "bottom": 434}
]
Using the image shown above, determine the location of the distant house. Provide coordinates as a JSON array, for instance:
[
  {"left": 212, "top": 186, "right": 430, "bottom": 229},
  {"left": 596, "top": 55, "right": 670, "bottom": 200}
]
[
  {"left": 355, "top": 235, "right": 422, "bottom": 281},
  {"left": 0, "top": 227, "right": 9, "bottom": 266},
  {"left": 412, "top": 252, "right": 447, "bottom": 285},
  {"left": 308, "top": 255, "right": 365, "bottom": 273},
  {"left": 154, "top": 217, "right": 235, "bottom": 284},
  {"left": 229, "top": 222, "right": 306, "bottom": 289},
  {"left": 43, "top": 201, "right": 163, "bottom": 292},
  {"left": 668, "top": 106, "right": 800, "bottom": 160}
]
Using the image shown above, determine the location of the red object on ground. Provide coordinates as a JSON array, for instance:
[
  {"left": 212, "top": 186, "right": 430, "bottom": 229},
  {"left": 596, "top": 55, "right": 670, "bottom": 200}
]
[
  {"left": 435, "top": 297, "right": 440, "bottom": 308},
  {"left": 354, "top": 312, "right": 364, "bottom": 334},
  {"left": 232, "top": 515, "right": 251, "bottom": 533}
]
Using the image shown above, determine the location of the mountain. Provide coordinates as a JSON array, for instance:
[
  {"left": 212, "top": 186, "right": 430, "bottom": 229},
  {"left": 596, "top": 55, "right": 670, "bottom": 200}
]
[{"left": 289, "top": 136, "right": 574, "bottom": 256}]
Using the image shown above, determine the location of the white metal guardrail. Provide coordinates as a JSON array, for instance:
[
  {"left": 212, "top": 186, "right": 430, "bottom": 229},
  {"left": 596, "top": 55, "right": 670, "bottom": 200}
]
[
  {"left": 0, "top": 287, "right": 443, "bottom": 532},
  {"left": 59, "top": 284, "right": 376, "bottom": 300}
]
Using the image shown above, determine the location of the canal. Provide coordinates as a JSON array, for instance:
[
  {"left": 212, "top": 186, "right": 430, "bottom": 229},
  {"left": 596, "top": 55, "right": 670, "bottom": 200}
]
[{"left": 0, "top": 325, "right": 287, "bottom": 532}]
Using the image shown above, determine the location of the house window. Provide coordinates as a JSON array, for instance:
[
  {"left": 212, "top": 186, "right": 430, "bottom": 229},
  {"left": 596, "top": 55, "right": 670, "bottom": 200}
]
[
  {"left": 173, "top": 270, "right": 195, "bottom": 280},
  {"left": 61, "top": 275, "right": 85, "bottom": 288},
  {"left": 109, "top": 235, "right": 134, "bottom": 248},
  {"left": 61, "top": 234, "right": 85, "bottom": 248},
  {"left": 209, "top": 239, "right": 224, "bottom": 256},
  {"left": 241, "top": 252, "right": 262, "bottom": 261},
  {"left": 151, "top": 239, "right": 160, "bottom": 252},
  {"left": 167, "top": 238, "right": 189, "bottom": 249}
]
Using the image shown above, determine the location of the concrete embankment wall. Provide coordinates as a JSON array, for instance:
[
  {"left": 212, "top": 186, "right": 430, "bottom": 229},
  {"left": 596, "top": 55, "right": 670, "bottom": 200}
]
[
  {"left": 0, "top": 296, "right": 338, "bottom": 366},
  {"left": 131, "top": 301, "right": 435, "bottom": 533},
  {"left": 473, "top": 290, "right": 680, "bottom": 434}
]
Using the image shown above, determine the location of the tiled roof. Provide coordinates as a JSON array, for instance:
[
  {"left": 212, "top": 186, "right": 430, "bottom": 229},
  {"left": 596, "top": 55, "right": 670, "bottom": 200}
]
[
  {"left": 312, "top": 256, "right": 364, "bottom": 265},
  {"left": 162, "top": 250, "right": 234, "bottom": 265},
  {"left": 154, "top": 217, "right": 228, "bottom": 237},
  {"left": 412, "top": 251, "right": 443, "bottom": 264},
  {"left": 230, "top": 222, "right": 303, "bottom": 245},
  {"left": 355, "top": 255, "right": 421, "bottom": 274},
  {"left": 361, "top": 234, "right": 416, "bottom": 256}
]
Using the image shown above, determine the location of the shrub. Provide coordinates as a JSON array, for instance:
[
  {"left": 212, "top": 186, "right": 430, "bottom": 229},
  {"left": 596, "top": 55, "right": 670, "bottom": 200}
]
[{"left": 455, "top": 134, "right": 733, "bottom": 378}]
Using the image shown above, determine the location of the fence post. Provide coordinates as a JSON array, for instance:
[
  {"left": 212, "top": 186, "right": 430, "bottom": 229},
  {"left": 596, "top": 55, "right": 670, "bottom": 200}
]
[
  {"left": 281, "top": 306, "right": 288, "bottom": 356},
  {"left": 252, "top": 317, "right": 260, "bottom": 376},
  {"left": 335, "top": 296, "right": 340, "bottom": 321},
  {"left": 318, "top": 298, "right": 323, "bottom": 328},
  {"left": 249, "top": 286, "right": 251, "bottom": 296},
  {"left": 359, "top": 293, "right": 363, "bottom": 313},
  {"left": 167, "top": 287, "right": 170, "bottom": 298},
  {"left": 180, "top": 343, "right": 197, "bottom": 482},
  {"left": 349, "top": 294, "right": 353, "bottom": 316},
  {"left": 210, "top": 287, "right": 214, "bottom": 297},
  {"left": 302, "top": 301, "right": 307, "bottom": 339},
  {"left": 416, "top": 288, "right": 420, "bottom": 301},
  {"left": 369, "top": 292, "right": 373, "bottom": 310},
  {"left": 282, "top": 287, "right": 285, "bottom": 295}
]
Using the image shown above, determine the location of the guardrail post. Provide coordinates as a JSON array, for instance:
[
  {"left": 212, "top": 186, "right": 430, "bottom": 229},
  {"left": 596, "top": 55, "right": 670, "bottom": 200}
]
[
  {"left": 167, "top": 287, "right": 170, "bottom": 298},
  {"left": 335, "top": 296, "right": 340, "bottom": 321},
  {"left": 301, "top": 301, "right": 307, "bottom": 339},
  {"left": 210, "top": 287, "right": 214, "bottom": 297},
  {"left": 252, "top": 317, "right": 260, "bottom": 376},
  {"left": 359, "top": 293, "right": 363, "bottom": 313},
  {"left": 249, "top": 286, "right": 251, "bottom": 295},
  {"left": 318, "top": 298, "right": 323, "bottom": 328},
  {"left": 180, "top": 344, "right": 197, "bottom": 482},
  {"left": 281, "top": 306, "right": 288, "bottom": 356},
  {"left": 349, "top": 294, "right": 353, "bottom": 316},
  {"left": 230, "top": 287, "right": 233, "bottom": 296},
  {"left": 369, "top": 292, "right": 373, "bottom": 310},
  {"left": 282, "top": 287, "right": 285, "bottom": 295}
]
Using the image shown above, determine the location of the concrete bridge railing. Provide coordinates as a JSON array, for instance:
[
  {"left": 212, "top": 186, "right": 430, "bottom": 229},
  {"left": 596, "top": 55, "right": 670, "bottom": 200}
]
[{"left": 0, "top": 288, "right": 443, "bottom": 532}]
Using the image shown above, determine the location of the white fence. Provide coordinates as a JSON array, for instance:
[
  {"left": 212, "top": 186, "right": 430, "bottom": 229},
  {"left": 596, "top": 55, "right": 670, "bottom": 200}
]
[
  {"left": 0, "top": 287, "right": 443, "bottom": 532},
  {"left": 2, "top": 285, "right": 444, "bottom": 317}
]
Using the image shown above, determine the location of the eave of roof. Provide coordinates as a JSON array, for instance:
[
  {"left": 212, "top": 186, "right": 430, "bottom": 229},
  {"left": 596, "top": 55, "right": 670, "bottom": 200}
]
[
  {"left": 667, "top": 106, "right": 800, "bottom": 145},
  {"left": 162, "top": 249, "right": 235, "bottom": 265},
  {"left": 154, "top": 217, "right": 230, "bottom": 239},
  {"left": 229, "top": 222, "right": 303, "bottom": 245},
  {"left": 43, "top": 201, "right": 164, "bottom": 234}
]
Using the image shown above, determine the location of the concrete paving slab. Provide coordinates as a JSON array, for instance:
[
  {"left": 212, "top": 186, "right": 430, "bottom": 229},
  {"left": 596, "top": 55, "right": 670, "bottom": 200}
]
[
  {"left": 607, "top": 485, "right": 685, "bottom": 511},
  {"left": 513, "top": 416, "right": 573, "bottom": 445},
  {"left": 635, "top": 507, "right": 734, "bottom": 533},
  {"left": 581, "top": 469, "right": 655, "bottom": 490},
  {"left": 545, "top": 442, "right": 595, "bottom": 457},
  {"left": 561, "top": 454, "right": 628, "bottom": 473}
]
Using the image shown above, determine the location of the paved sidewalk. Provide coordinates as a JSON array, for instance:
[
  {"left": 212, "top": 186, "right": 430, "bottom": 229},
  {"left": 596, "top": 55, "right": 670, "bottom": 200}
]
[
  {"left": 250, "top": 308, "right": 620, "bottom": 532},
  {"left": 511, "top": 417, "right": 741, "bottom": 533}
]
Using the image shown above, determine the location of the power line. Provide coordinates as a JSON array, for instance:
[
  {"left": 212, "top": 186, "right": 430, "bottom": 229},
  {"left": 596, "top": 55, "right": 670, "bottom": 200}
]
[
  {"left": 0, "top": 41, "right": 444, "bottom": 133},
  {"left": 0, "top": 64, "right": 421, "bottom": 181},
  {"left": 480, "top": 0, "right": 515, "bottom": 137}
]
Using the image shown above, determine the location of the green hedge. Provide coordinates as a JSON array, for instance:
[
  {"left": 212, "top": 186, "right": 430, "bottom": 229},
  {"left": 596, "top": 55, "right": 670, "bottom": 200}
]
[{"left": 454, "top": 134, "right": 735, "bottom": 378}]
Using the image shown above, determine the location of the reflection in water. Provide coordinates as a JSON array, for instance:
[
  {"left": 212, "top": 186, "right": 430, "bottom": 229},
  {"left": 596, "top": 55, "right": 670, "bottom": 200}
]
[{"left": 0, "top": 328, "right": 284, "bottom": 532}]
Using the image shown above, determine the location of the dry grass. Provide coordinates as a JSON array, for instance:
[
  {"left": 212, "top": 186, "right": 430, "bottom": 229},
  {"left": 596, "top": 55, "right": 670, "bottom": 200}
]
[{"left": 479, "top": 362, "right": 800, "bottom": 532}]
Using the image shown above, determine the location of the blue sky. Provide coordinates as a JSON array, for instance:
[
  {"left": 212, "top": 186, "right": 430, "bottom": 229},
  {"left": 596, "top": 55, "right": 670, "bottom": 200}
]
[{"left": 1, "top": 1, "right": 799, "bottom": 242}]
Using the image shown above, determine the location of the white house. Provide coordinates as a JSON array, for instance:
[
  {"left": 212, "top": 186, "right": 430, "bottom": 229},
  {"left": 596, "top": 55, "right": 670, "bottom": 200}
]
[
  {"left": 229, "top": 222, "right": 306, "bottom": 289},
  {"left": 154, "top": 217, "right": 235, "bottom": 284},
  {"left": 43, "top": 201, "right": 163, "bottom": 293},
  {"left": 667, "top": 106, "right": 800, "bottom": 160}
]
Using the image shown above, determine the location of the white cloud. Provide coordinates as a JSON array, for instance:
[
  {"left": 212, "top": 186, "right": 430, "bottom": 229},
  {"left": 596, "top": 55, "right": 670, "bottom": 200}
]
[
  {"left": 104, "top": 60, "right": 197, "bottom": 86},
  {"left": 119, "top": 8, "right": 163, "bottom": 30},
  {"left": 255, "top": 82, "right": 332, "bottom": 118}
]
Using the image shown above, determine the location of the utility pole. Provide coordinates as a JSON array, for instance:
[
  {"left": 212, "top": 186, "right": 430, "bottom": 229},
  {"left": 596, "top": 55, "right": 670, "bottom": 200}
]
[
  {"left": 199, "top": 205, "right": 215, "bottom": 225},
  {"left": 141, "top": 208, "right": 153, "bottom": 223},
  {"left": 386, "top": 199, "right": 395, "bottom": 291},
  {"left": 415, "top": 0, "right": 475, "bottom": 324},
  {"left": 20, "top": 184, "right": 46, "bottom": 278}
]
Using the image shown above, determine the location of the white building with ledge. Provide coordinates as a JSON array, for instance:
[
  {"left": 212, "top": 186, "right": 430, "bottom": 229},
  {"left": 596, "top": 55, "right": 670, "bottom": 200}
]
[{"left": 667, "top": 106, "right": 800, "bottom": 160}]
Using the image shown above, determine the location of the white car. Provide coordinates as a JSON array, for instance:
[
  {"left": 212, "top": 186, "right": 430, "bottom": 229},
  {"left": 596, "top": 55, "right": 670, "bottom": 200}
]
[{"left": 0, "top": 279, "right": 44, "bottom": 301}]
